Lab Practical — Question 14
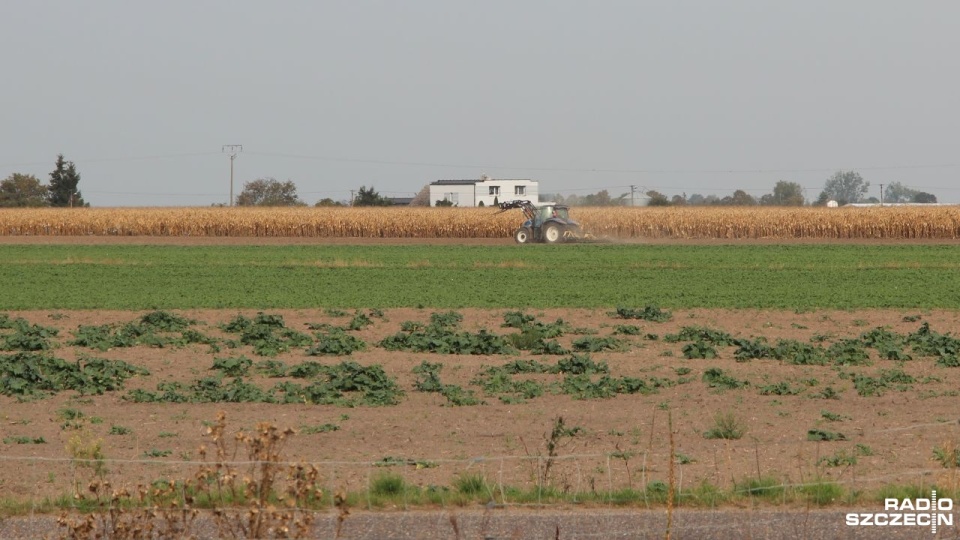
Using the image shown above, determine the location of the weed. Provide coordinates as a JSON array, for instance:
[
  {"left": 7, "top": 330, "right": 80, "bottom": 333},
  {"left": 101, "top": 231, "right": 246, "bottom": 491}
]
[
  {"left": 703, "top": 412, "right": 746, "bottom": 440},
  {"left": 380, "top": 312, "right": 513, "bottom": 355},
  {"left": 733, "top": 476, "right": 783, "bottom": 499},
  {"left": 612, "top": 324, "right": 642, "bottom": 335},
  {"left": 3, "top": 436, "right": 46, "bottom": 444},
  {"left": 820, "top": 410, "right": 849, "bottom": 422},
  {"left": 682, "top": 340, "right": 718, "bottom": 359},
  {"left": 933, "top": 442, "right": 960, "bottom": 468},
  {"left": 702, "top": 368, "right": 748, "bottom": 390},
  {"left": 807, "top": 429, "right": 847, "bottom": 442},
  {"left": 300, "top": 423, "right": 340, "bottom": 434},
  {"left": 375, "top": 457, "right": 438, "bottom": 469},
  {"left": 306, "top": 329, "right": 366, "bottom": 356},
  {"left": 371, "top": 472, "right": 408, "bottom": 497},
  {"left": 818, "top": 450, "right": 857, "bottom": 467},
  {"left": 453, "top": 474, "right": 491, "bottom": 497},
  {"left": 210, "top": 355, "right": 253, "bottom": 377},
  {"left": 812, "top": 386, "right": 841, "bottom": 399},
  {"left": 108, "top": 425, "right": 131, "bottom": 436},
  {"left": 614, "top": 305, "right": 672, "bottom": 323}
]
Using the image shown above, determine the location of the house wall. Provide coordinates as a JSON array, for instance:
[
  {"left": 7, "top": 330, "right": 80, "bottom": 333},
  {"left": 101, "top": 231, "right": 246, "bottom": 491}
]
[
  {"left": 429, "top": 180, "right": 539, "bottom": 207},
  {"left": 429, "top": 185, "right": 474, "bottom": 207},
  {"left": 474, "top": 180, "right": 538, "bottom": 207}
]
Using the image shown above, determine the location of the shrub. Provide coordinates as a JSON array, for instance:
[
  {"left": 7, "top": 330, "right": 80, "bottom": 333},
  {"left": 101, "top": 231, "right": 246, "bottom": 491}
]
[{"left": 703, "top": 412, "right": 746, "bottom": 440}]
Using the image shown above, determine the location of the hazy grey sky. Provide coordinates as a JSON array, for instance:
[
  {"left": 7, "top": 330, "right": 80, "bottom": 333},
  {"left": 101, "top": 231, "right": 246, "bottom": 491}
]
[{"left": 2, "top": 1, "right": 958, "bottom": 206}]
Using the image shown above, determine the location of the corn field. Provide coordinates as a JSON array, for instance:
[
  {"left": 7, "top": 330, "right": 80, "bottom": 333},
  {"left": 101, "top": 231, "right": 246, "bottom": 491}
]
[{"left": 1, "top": 206, "right": 960, "bottom": 239}]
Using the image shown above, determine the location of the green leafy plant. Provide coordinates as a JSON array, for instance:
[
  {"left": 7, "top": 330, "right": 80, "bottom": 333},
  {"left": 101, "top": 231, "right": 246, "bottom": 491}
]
[
  {"left": 614, "top": 305, "right": 672, "bottom": 322},
  {"left": 807, "top": 429, "right": 847, "bottom": 442}
]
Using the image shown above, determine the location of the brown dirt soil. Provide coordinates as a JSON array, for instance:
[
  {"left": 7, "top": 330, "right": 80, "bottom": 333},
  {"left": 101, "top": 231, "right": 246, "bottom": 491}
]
[{"left": 2, "top": 307, "right": 960, "bottom": 506}]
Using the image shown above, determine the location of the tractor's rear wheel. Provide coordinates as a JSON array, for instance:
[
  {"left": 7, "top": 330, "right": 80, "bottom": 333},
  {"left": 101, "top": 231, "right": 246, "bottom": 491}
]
[
  {"left": 543, "top": 223, "right": 563, "bottom": 244},
  {"left": 514, "top": 227, "right": 532, "bottom": 244}
]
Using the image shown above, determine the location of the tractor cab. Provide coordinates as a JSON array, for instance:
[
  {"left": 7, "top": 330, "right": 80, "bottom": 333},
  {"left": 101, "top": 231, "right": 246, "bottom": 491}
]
[{"left": 497, "top": 200, "right": 582, "bottom": 244}]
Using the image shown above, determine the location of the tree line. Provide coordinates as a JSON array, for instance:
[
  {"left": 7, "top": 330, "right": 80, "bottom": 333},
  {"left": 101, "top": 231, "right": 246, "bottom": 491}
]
[
  {"left": 543, "top": 171, "right": 937, "bottom": 207},
  {"left": 1, "top": 166, "right": 939, "bottom": 208},
  {"left": 0, "top": 154, "right": 87, "bottom": 207}
]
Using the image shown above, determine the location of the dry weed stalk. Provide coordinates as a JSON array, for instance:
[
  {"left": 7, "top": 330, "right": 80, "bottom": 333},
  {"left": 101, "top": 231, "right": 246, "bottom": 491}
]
[
  {"left": 58, "top": 412, "right": 330, "bottom": 540},
  {"left": 57, "top": 477, "right": 199, "bottom": 540},
  {"left": 196, "top": 411, "right": 321, "bottom": 539}
]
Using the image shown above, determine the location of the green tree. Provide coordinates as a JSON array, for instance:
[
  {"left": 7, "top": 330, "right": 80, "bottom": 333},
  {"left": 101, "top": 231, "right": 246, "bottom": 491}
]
[
  {"left": 726, "top": 189, "right": 757, "bottom": 206},
  {"left": 0, "top": 173, "right": 49, "bottom": 207},
  {"left": 236, "top": 178, "right": 304, "bottom": 206},
  {"left": 817, "top": 170, "right": 868, "bottom": 206},
  {"left": 646, "top": 190, "right": 670, "bottom": 206},
  {"left": 761, "top": 180, "right": 805, "bottom": 206},
  {"left": 353, "top": 186, "right": 393, "bottom": 207},
  {"left": 435, "top": 198, "right": 455, "bottom": 207},
  {"left": 314, "top": 198, "right": 344, "bottom": 207},
  {"left": 48, "top": 154, "right": 86, "bottom": 207},
  {"left": 912, "top": 192, "right": 937, "bottom": 203},
  {"left": 882, "top": 181, "right": 918, "bottom": 203}
]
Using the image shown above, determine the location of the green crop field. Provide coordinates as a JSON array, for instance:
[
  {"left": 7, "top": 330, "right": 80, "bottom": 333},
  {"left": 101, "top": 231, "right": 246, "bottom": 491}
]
[{"left": 2, "top": 243, "right": 959, "bottom": 310}]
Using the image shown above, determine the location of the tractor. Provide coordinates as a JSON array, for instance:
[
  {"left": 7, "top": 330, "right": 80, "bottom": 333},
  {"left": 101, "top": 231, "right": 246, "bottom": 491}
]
[{"left": 497, "top": 200, "right": 584, "bottom": 244}]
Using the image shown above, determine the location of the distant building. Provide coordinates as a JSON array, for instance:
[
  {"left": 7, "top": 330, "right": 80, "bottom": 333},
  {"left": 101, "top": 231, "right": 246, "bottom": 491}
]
[
  {"left": 386, "top": 197, "right": 414, "bottom": 206},
  {"left": 429, "top": 176, "right": 539, "bottom": 207}
]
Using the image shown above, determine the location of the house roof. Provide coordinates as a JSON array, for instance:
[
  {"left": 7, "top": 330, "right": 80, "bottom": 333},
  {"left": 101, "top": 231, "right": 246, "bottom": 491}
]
[{"left": 430, "top": 178, "right": 534, "bottom": 186}]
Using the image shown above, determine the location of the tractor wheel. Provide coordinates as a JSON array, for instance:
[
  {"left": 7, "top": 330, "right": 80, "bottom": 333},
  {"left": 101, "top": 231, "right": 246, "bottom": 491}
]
[
  {"left": 514, "top": 227, "right": 532, "bottom": 244},
  {"left": 543, "top": 223, "right": 563, "bottom": 244}
]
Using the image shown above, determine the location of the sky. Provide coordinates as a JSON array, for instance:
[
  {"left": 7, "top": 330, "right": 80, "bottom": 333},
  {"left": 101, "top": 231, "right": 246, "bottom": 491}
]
[{"left": 1, "top": 1, "right": 958, "bottom": 207}]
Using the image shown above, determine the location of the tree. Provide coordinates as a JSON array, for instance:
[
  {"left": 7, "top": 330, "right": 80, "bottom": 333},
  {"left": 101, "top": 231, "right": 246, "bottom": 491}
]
[
  {"left": 353, "top": 186, "right": 392, "bottom": 207},
  {"left": 236, "top": 178, "right": 304, "bottom": 206},
  {"left": 817, "top": 170, "right": 868, "bottom": 206},
  {"left": 646, "top": 190, "right": 670, "bottom": 206},
  {"left": 912, "top": 192, "right": 937, "bottom": 203},
  {"left": 435, "top": 198, "right": 455, "bottom": 207},
  {"left": 0, "top": 173, "right": 49, "bottom": 207},
  {"left": 882, "top": 181, "right": 918, "bottom": 204},
  {"left": 670, "top": 194, "right": 687, "bottom": 206},
  {"left": 314, "top": 198, "right": 344, "bottom": 207},
  {"left": 727, "top": 190, "right": 757, "bottom": 206},
  {"left": 762, "top": 180, "right": 805, "bottom": 206},
  {"left": 687, "top": 193, "right": 706, "bottom": 205},
  {"left": 48, "top": 154, "right": 86, "bottom": 207}
]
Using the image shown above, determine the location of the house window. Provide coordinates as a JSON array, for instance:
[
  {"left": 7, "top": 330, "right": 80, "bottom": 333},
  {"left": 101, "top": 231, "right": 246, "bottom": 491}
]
[
  {"left": 488, "top": 186, "right": 500, "bottom": 196},
  {"left": 515, "top": 186, "right": 526, "bottom": 196}
]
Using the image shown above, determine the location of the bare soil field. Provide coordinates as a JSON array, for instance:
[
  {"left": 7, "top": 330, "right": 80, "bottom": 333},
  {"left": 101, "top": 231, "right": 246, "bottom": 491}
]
[{"left": 2, "top": 307, "right": 959, "bottom": 507}]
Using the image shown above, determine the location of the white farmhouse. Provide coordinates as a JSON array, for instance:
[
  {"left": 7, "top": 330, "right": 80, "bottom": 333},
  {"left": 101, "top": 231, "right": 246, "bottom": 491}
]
[{"left": 429, "top": 176, "right": 539, "bottom": 207}]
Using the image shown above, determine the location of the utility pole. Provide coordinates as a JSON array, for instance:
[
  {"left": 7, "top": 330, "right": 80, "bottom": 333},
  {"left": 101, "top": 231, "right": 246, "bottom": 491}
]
[
  {"left": 349, "top": 190, "right": 355, "bottom": 207},
  {"left": 879, "top": 184, "right": 884, "bottom": 207},
  {"left": 222, "top": 145, "right": 243, "bottom": 206},
  {"left": 630, "top": 185, "right": 637, "bottom": 207}
]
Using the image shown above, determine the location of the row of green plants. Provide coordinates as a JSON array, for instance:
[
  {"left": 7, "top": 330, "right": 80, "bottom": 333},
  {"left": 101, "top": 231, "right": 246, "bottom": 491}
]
[{"left": 5, "top": 310, "right": 958, "bottom": 368}]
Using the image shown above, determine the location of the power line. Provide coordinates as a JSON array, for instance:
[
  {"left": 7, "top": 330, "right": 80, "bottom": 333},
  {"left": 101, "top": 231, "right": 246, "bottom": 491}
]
[
  {"left": 3, "top": 149, "right": 959, "bottom": 176},
  {"left": 245, "top": 150, "right": 960, "bottom": 175}
]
